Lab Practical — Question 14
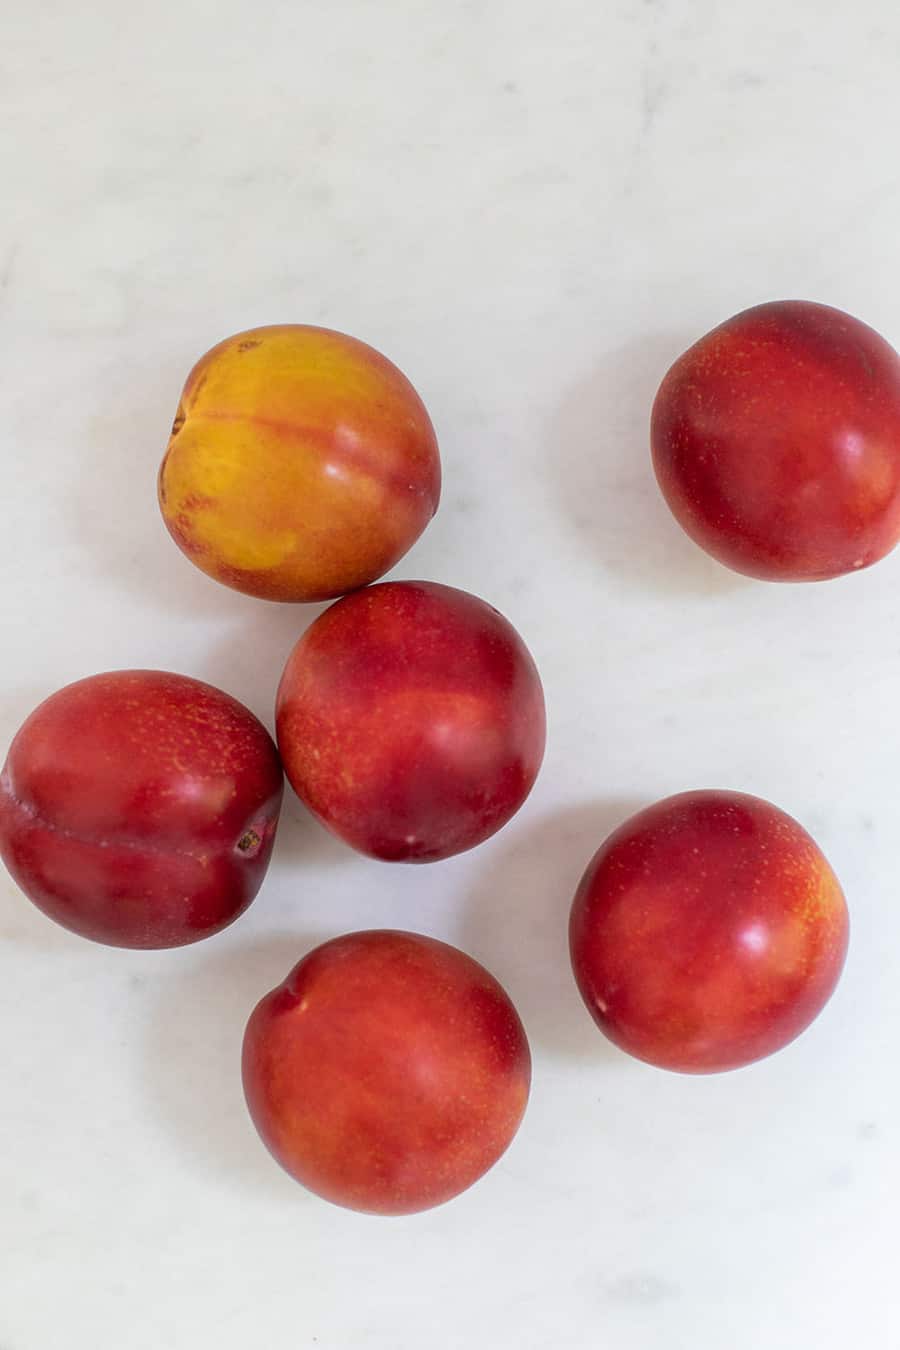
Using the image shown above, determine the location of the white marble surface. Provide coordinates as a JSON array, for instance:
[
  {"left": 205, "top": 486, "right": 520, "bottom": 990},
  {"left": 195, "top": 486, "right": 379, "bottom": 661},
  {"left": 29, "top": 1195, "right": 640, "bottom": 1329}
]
[{"left": 1, "top": 2, "right": 897, "bottom": 1346}]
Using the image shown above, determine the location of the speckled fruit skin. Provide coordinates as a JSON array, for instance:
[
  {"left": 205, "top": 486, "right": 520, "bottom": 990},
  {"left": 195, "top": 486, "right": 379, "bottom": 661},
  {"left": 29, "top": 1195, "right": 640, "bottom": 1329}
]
[
  {"left": 0, "top": 671, "right": 283, "bottom": 948},
  {"left": 651, "top": 300, "right": 900, "bottom": 580},
  {"left": 158, "top": 324, "right": 441, "bottom": 602},
  {"left": 242, "top": 930, "right": 531, "bottom": 1214},
  {"left": 275, "top": 581, "right": 546, "bottom": 862},
  {"left": 569, "top": 791, "right": 849, "bottom": 1073}
]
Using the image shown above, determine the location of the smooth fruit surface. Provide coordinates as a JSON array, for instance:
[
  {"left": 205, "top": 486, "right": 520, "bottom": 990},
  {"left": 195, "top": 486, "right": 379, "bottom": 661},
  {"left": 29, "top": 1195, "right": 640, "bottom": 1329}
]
[
  {"left": 651, "top": 300, "right": 900, "bottom": 580},
  {"left": 0, "top": 670, "right": 283, "bottom": 948},
  {"left": 275, "top": 581, "right": 546, "bottom": 861},
  {"left": 242, "top": 930, "right": 531, "bottom": 1214},
  {"left": 158, "top": 324, "right": 441, "bottom": 601},
  {"left": 569, "top": 790, "right": 849, "bottom": 1072}
]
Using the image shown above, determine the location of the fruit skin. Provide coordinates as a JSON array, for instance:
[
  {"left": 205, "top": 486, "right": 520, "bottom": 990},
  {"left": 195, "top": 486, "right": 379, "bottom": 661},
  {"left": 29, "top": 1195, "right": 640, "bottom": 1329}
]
[
  {"left": 242, "top": 930, "right": 531, "bottom": 1214},
  {"left": 157, "top": 324, "right": 440, "bottom": 603},
  {"left": 275, "top": 581, "right": 546, "bottom": 862},
  {"left": 0, "top": 671, "right": 283, "bottom": 948},
  {"left": 651, "top": 300, "right": 900, "bottom": 580},
  {"left": 569, "top": 790, "right": 849, "bottom": 1073}
]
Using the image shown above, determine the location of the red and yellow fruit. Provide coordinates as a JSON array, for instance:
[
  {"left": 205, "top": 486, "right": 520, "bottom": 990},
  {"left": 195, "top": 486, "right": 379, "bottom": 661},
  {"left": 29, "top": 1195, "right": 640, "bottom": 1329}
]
[
  {"left": 242, "top": 930, "right": 531, "bottom": 1214},
  {"left": 569, "top": 790, "right": 849, "bottom": 1072},
  {"left": 651, "top": 300, "right": 900, "bottom": 580},
  {"left": 275, "top": 581, "right": 546, "bottom": 861},
  {"left": 0, "top": 670, "right": 283, "bottom": 948},
  {"left": 159, "top": 325, "right": 441, "bottom": 602}
]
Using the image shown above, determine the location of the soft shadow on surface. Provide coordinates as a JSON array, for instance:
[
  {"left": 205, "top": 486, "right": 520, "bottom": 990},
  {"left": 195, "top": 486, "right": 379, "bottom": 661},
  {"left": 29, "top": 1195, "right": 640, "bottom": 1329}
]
[
  {"left": 142, "top": 930, "right": 326, "bottom": 1199},
  {"left": 271, "top": 798, "right": 351, "bottom": 871},
  {"left": 188, "top": 602, "right": 352, "bottom": 872},
  {"left": 70, "top": 366, "right": 253, "bottom": 621},
  {"left": 187, "top": 599, "right": 331, "bottom": 728},
  {"left": 461, "top": 800, "right": 645, "bottom": 1062},
  {"left": 551, "top": 334, "right": 745, "bottom": 597},
  {"left": 0, "top": 877, "right": 81, "bottom": 952}
]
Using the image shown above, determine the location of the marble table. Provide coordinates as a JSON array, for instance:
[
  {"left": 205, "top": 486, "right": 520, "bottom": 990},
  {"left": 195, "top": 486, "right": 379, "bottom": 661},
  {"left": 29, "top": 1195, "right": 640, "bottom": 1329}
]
[{"left": 1, "top": 2, "right": 895, "bottom": 1346}]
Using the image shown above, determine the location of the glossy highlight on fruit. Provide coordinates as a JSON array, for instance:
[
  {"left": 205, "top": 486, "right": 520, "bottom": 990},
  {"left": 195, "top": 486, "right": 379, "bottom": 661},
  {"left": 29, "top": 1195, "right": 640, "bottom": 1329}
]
[
  {"left": 242, "top": 930, "right": 531, "bottom": 1214},
  {"left": 275, "top": 581, "right": 546, "bottom": 862},
  {"left": 158, "top": 324, "right": 441, "bottom": 602},
  {"left": 569, "top": 790, "right": 849, "bottom": 1072},
  {"left": 0, "top": 670, "right": 283, "bottom": 948},
  {"left": 651, "top": 300, "right": 900, "bottom": 580}
]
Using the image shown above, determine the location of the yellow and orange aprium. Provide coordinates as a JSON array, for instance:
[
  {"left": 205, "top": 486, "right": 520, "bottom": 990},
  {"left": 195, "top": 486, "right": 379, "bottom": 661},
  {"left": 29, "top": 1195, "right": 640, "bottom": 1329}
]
[{"left": 158, "top": 324, "right": 441, "bottom": 602}]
